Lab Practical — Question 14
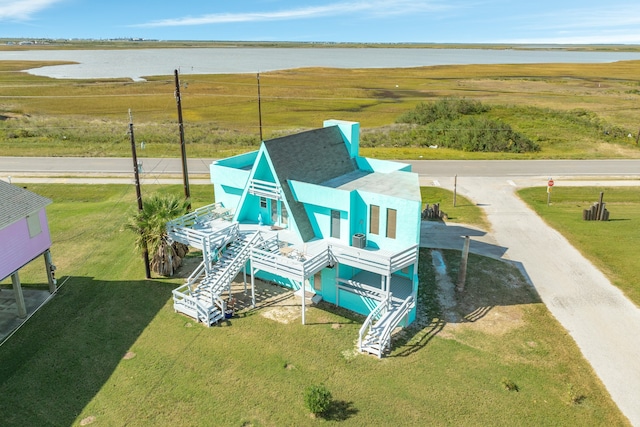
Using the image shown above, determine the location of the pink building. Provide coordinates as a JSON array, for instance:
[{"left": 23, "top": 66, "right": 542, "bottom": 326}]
[{"left": 0, "top": 181, "right": 56, "bottom": 318}]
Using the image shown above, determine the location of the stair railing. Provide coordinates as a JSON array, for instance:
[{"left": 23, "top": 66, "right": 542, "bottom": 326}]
[
  {"left": 185, "top": 260, "right": 207, "bottom": 290},
  {"left": 205, "top": 231, "right": 265, "bottom": 314},
  {"left": 376, "top": 295, "right": 415, "bottom": 357},
  {"left": 358, "top": 294, "right": 391, "bottom": 352},
  {"left": 172, "top": 285, "right": 214, "bottom": 326}
]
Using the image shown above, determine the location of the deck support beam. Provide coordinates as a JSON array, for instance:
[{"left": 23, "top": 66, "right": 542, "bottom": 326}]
[
  {"left": 11, "top": 272, "right": 27, "bottom": 319},
  {"left": 44, "top": 249, "right": 57, "bottom": 293},
  {"left": 243, "top": 264, "right": 247, "bottom": 294},
  {"left": 301, "top": 276, "right": 306, "bottom": 325},
  {"left": 251, "top": 266, "right": 256, "bottom": 308}
]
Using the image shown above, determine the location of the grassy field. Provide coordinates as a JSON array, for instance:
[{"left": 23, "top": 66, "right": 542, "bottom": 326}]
[
  {"left": 420, "top": 186, "right": 490, "bottom": 230},
  {"left": 2, "top": 58, "right": 640, "bottom": 159},
  {"left": 518, "top": 186, "right": 640, "bottom": 307},
  {"left": 0, "top": 184, "right": 627, "bottom": 426}
]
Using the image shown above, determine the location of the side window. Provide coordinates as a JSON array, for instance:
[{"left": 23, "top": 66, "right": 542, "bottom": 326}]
[
  {"left": 386, "top": 208, "right": 397, "bottom": 239},
  {"left": 260, "top": 197, "right": 267, "bottom": 208},
  {"left": 27, "top": 213, "right": 42, "bottom": 238},
  {"left": 330, "top": 210, "right": 340, "bottom": 239},
  {"left": 369, "top": 205, "right": 379, "bottom": 235}
]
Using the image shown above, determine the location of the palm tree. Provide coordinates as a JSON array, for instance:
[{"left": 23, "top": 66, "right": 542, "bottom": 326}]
[{"left": 127, "top": 194, "right": 190, "bottom": 276}]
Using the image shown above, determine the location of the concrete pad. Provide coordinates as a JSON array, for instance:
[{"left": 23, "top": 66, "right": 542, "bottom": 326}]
[
  {"left": 0, "top": 287, "right": 52, "bottom": 342},
  {"left": 420, "top": 221, "right": 507, "bottom": 259}
]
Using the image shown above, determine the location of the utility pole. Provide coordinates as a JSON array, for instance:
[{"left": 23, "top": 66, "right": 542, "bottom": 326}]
[
  {"left": 456, "top": 236, "right": 470, "bottom": 293},
  {"left": 257, "top": 72, "right": 263, "bottom": 141},
  {"left": 129, "top": 109, "right": 151, "bottom": 279},
  {"left": 174, "top": 69, "right": 191, "bottom": 210},
  {"left": 453, "top": 174, "right": 457, "bottom": 207}
]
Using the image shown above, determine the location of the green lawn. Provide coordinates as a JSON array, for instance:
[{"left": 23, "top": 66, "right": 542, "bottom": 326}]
[
  {"left": 0, "top": 184, "right": 626, "bottom": 426},
  {"left": 518, "top": 186, "right": 640, "bottom": 307},
  {"left": 420, "top": 186, "right": 490, "bottom": 230}
]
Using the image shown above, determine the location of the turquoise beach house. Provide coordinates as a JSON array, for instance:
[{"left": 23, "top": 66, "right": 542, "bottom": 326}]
[{"left": 168, "top": 120, "right": 421, "bottom": 357}]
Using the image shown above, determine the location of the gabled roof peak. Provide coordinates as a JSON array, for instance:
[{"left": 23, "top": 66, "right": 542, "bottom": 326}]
[{"left": 0, "top": 181, "right": 51, "bottom": 229}]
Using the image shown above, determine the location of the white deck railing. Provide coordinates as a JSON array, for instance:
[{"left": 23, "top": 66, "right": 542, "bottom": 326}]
[
  {"left": 172, "top": 283, "right": 215, "bottom": 325},
  {"left": 330, "top": 244, "right": 392, "bottom": 276},
  {"left": 248, "top": 179, "right": 282, "bottom": 200},
  {"left": 202, "top": 223, "right": 240, "bottom": 265},
  {"left": 251, "top": 247, "right": 305, "bottom": 279},
  {"left": 329, "top": 243, "right": 418, "bottom": 276},
  {"left": 390, "top": 245, "right": 419, "bottom": 272},
  {"left": 337, "top": 278, "right": 385, "bottom": 301},
  {"left": 168, "top": 202, "right": 223, "bottom": 229}
]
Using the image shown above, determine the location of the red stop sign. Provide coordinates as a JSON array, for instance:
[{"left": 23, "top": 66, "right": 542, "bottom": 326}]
[{"left": 548, "top": 179, "right": 554, "bottom": 187}]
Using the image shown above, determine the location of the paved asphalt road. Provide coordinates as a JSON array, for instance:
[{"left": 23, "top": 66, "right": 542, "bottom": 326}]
[{"left": 1, "top": 157, "right": 640, "bottom": 178}]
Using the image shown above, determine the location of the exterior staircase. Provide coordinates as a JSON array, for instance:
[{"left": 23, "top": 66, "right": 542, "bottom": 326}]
[
  {"left": 358, "top": 294, "right": 415, "bottom": 358},
  {"left": 172, "top": 230, "right": 265, "bottom": 326}
]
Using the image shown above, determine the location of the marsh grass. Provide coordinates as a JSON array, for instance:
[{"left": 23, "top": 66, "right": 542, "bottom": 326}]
[
  {"left": 0, "top": 184, "right": 627, "bottom": 426},
  {"left": 2, "top": 61, "right": 640, "bottom": 159}
]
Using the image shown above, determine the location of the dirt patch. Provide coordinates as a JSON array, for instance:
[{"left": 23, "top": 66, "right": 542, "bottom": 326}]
[
  {"left": 262, "top": 304, "right": 300, "bottom": 324},
  {"left": 173, "top": 253, "right": 202, "bottom": 279},
  {"left": 444, "top": 305, "right": 524, "bottom": 337},
  {"left": 80, "top": 416, "right": 96, "bottom": 426},
  {"left": 123, "top": 351, "right": 136, "bottom": 360},
  {"left": 430, "top": 249, "right": 526, "bottom": 337}
]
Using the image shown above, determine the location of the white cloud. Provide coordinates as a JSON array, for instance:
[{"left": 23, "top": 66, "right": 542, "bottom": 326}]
[
  {"left": 135, "top": 0, "right": 451, "bottom": 28},
  {"left": 0, "top": 0, "right": 65, "bottom": 20}
]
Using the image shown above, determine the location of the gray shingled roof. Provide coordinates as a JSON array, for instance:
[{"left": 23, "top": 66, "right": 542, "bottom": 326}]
[
  {"left": 0, "top": 181, "right": 52, "bottom": 230},
  {"left": 263, "top": 126, "right": 357, "bottom": 242}
]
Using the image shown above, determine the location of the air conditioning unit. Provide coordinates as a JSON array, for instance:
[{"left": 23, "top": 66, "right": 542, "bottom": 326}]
[{"left": 352, "top": 233, "right": 366, "bottom": 249}]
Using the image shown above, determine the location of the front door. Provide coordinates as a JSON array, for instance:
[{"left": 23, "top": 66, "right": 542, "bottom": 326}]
[
  {"left": 271, "top": 199, "right": 278, "bottom": 224},
  {"left": 271, "top": 200, "right": 289, "bottom": 228},
  {"left": 281, "top": 203, "right": 288, "bottom": 226}
]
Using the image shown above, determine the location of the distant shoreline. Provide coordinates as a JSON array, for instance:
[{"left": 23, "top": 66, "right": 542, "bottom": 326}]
[
  {"left": 2, "top": 39, "right": 640, "bottom": 52},
  {"left": 3, "top": 46, "right": 640, "bottom": 81}
]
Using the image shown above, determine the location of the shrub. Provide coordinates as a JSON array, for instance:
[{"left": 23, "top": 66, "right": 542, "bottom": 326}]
[
  {"left": 441, "top": 116, "right": 540, "bottom": 153},
  {"left": 397, "top": 97, "right": 490, "bottom": 125},
  {"left": 304, "top": 384, "right": 332, "bottom": 415}
]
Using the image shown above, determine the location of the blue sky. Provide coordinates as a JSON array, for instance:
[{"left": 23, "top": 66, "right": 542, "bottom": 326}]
[{"left": 2, "top": 0, "right": 640, "bottom": 44}]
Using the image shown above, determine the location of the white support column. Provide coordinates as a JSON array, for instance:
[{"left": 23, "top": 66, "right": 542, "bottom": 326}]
[
  {"left": 243, "top": 264, "right": 247, "bottom": 294},
  {"left": 413, "top": 261, "right": 419, "bottom": 299},
  {"left": 301, "top": 276, "right": 306, "bottom": 325},
  {"left": 335, "top": 261, "right": 340, "bottom": 306},
  {"left": 11, "top": 272, "right": 27, "bottom": 319},
  {"left": 44, "top": 249, "right": 57, "bottom": 293},
  {"left": 251, "top": 266, "right": 256, "bottom": 308},
  {"left": 385, "top": 272, "right": 391, "bottom": 302}
]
